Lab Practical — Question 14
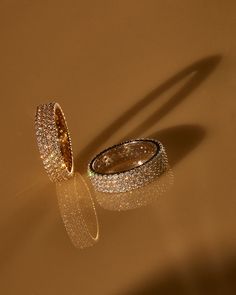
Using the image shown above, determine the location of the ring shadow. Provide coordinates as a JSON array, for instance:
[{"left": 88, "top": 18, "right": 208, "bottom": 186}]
[
  {"left": 149, "top": 124, "right": 206, "bottom": 167},
  {"left": 87, "top": 55, "right": 220, "bottom": 228},
  {"left": 76, "top": 54, "right": 221, "bottom": 173}
]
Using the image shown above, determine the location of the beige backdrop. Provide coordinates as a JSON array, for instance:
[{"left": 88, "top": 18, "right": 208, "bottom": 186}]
[{"left": 0, "top": 1, "right": 236, "bottom": 294}]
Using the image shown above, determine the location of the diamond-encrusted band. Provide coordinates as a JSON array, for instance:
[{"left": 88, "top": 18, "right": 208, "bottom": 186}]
[
  {"left": 88, "top": 139, "right": 168, "bottom": 193},
  {"left": 35, "top": 102, "right": 74, "bottom": 182}
]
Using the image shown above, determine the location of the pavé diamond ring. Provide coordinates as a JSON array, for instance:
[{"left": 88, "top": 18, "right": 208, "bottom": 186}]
[
  {"left": 35, "top": 102, "right": 74, "bottom": 182},
  {"left": 88, "top": 139, "right": 168, "bottom": 193}
]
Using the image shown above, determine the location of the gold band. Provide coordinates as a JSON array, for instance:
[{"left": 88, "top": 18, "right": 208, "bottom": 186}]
[{"left": 35, "top": 102, "right": 74, "bottom": 182}]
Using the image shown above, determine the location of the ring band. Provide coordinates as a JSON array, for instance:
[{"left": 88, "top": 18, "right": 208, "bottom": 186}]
[
  {"left": 35, "top": 102, "right": 74, "bottom": 182},
  {"left": 88, "top": 139, "right": 168, "bottom": 193}
]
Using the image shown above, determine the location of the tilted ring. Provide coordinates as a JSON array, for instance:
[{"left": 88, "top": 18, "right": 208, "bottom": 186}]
[
  {"left": 35, "top": 102, "right": 74, "bottom": 182},
  {"left": 88, "top": 139, "right": 168, "bottom": 193}
]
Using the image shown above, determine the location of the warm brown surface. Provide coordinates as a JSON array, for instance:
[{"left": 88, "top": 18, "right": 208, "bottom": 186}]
[{"left": 1, "top": 1, "right": 236, "bottom": 294}]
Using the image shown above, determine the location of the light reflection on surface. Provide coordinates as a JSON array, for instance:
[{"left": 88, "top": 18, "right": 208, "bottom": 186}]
[
  {"left": 94, "top": 167, "right": 174, "bottom": 211},
  {"left": 55, "top": 173, "right": 99, "bottom": 248}
]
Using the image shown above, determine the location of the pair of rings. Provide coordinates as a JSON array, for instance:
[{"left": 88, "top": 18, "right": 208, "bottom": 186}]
[{"left": 35, "top": 102, "right": 168, "bottom": 192}]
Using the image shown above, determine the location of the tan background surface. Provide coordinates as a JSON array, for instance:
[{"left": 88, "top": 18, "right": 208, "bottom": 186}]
[{"left": 0, "top": 1, "right": 236, "bottom": 294}]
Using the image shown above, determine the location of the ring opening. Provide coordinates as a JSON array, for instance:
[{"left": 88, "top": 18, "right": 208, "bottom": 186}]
[
  {"left": 55, "top": 106, "right": 73, "bottom": 172},
  {"left": 92, "top": 140, "right": 159, "bottom": 174}
]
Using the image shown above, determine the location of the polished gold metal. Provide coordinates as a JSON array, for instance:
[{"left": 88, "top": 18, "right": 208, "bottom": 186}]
[{"left": 35, "top": 102, "right": 74, "bottom": 182}]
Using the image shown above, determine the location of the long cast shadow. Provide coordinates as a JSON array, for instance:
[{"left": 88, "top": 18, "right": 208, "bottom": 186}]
[
  {"left": 76, "top": 55, "right": 221, "bottom": 173},
  {"left": 149, "top": 124, "right": 206, "bottom": 166}
]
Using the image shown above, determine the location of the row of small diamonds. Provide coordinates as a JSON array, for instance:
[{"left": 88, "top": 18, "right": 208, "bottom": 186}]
[
  {"left": 35, "top": 103, "right": 70, "bottom": 182},
  {"left": 89, "top": 140, "right": 169, "bottom": 193}
]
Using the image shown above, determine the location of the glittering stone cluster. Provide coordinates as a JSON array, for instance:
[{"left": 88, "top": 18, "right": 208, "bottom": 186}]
[
  {"left": 35, "top": 102, "right": 74, "bottom": 182},
  {"left": 95, "top": 167, "right": 174, "bottom": 211},
  {"left": 88, "top": 139, "right": 169, "bottom": 193}
]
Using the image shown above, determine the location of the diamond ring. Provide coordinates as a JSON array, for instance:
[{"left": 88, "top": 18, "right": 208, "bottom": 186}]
[
  {"left": 88, "top": 139, "right": 168, "bottom": 193},
  {"left": 35, "top": 102, "right": 74, "bottom": 182}
]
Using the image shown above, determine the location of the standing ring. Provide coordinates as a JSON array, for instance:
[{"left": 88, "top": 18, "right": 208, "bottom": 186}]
[{"left": 35, "top": 102, "right": 74, "bottom": 182}]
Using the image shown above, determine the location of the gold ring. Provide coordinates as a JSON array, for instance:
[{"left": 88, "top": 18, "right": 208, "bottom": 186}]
[{"left": 35, "top": 102, "right": 74, "bottom": 182}]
